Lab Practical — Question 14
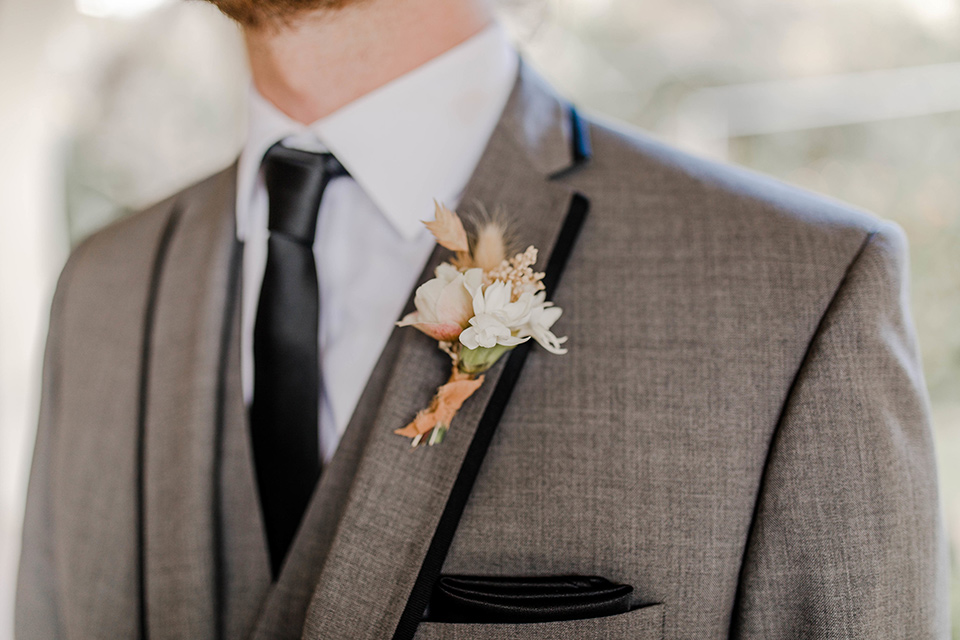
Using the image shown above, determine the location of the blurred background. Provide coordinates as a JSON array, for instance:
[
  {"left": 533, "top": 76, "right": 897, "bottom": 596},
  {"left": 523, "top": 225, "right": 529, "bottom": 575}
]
[{"left": 0, "top": 0, "right": 957, "bottom": 636}]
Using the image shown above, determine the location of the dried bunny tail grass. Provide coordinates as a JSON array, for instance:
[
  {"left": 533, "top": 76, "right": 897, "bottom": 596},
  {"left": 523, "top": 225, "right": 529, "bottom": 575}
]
[
  {"left": 472, "top": 222, "right": 508, "bottom": 272},
  {"left": 463, "top": 202, "right": 516, "bottom": 273}
]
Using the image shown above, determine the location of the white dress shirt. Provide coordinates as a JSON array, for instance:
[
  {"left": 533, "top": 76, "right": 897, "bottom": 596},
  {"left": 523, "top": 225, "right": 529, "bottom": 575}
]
[{"left": 236, "top": 26, "right": 519, "bottom": 462}]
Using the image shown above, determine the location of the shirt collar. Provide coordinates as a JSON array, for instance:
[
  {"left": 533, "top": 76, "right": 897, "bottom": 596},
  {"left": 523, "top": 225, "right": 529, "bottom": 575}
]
[{"left": 236, "top": 25, "right": 519, "bottom": 242}]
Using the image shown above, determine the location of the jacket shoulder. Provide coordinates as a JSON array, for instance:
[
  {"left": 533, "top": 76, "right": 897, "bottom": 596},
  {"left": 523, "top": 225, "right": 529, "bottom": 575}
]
[
  {"left": 56, "top": 165, "right": 235, "bottom": 314},
  {"left": 571, "top": 117, "right": 885, "bottom": 266}
]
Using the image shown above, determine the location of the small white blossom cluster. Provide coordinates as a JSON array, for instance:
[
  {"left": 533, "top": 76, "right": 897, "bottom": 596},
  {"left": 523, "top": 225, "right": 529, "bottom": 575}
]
[
  {"left": 398, "top": 262, "right": 567, "bottom": 357},
  {"left": 484, "top": 246, "right": 546, "bottom": 300}
]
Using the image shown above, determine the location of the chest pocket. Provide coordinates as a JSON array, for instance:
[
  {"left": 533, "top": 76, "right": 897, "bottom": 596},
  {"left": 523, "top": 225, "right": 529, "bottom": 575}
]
[{"left": 413, "top": 603, "right": 664, "bottom": 640}]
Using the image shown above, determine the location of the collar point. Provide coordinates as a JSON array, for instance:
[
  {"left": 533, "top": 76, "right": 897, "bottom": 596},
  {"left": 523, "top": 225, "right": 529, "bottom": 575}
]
[{"left": 396, "top": 220, "right": 429, "bottom": 243}]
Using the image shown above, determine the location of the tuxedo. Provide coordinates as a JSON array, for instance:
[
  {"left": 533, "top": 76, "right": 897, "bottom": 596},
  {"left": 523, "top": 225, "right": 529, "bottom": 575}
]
[{"left": 16, "top": 63, "right": 949, "bottom": 639}]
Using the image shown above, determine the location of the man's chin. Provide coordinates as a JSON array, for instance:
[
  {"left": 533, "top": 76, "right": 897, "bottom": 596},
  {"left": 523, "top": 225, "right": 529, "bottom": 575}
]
[{"left": 203, "top": 0, "right": 356, "bottom": 28}]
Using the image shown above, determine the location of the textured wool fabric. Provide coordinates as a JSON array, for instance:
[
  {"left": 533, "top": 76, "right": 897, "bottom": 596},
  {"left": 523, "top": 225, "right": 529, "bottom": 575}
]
[
  {"left": 16, "top": 62, "right": 948, "bottom": 639},
  {"left": 415, "top": 603, "right": 665, "bottom": 639}
]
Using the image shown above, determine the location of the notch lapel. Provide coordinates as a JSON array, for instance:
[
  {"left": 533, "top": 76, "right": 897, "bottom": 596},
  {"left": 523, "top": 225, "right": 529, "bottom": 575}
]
[{"left": 299, "top": 62, "right": 592, "bottom": 640}]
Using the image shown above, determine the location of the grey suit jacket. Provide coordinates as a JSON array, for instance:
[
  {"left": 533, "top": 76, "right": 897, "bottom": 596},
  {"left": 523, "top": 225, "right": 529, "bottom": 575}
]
[{"left": 16, "top": 63, "right": 949, "bottom": 639}]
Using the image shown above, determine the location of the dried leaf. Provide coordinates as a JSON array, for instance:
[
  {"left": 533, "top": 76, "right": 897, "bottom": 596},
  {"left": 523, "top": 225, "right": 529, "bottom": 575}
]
[
  {"left": 393, "top": 374, "right": 486, "bottom": 440},
  {"left": 423, "top": 201, "right": 470, "bottom": 253},
  {"left": 433, "top": 376, "right": 485, "bottom": 425},
  {"left": 395, "top": 409, "right": 439, "bottom": 438}
]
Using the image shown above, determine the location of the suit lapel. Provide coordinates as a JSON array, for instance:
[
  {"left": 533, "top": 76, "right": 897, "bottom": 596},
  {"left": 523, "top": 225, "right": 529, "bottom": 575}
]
[
  {"left": 141, "top": 166, "right": 240, "bottom": 639},
  {"left": 298, "top": 62, "right": 591, "bottom": 640}
]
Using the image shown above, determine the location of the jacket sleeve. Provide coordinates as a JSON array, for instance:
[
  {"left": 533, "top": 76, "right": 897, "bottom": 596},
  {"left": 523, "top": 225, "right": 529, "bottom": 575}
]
[
  {"left": 15, "top": 258, "right": 73, "bottom": 640},
  {"left": 730, "top": 223, "right": 950, "bottom": 638}
]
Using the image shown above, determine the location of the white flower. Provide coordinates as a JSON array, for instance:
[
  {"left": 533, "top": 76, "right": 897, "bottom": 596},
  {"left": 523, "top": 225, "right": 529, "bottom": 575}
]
[
  {"left": 516, "top": 292, "right": 568, "bottom": 355},
  {"left": 459, "top": 280, "right": 534, "bottom": 350},
  {"left": 397, "top": 266, "right": 483, "bottom": 341}
]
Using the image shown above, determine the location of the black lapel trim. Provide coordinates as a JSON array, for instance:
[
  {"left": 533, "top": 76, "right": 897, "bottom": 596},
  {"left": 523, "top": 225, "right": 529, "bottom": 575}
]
[
  {"left": 391, "top": 193, "right": 590, "bottom": 640},
  {"left": 212, "top": 238, "right": 244, "bottom": 640},
  {"left": 549, "top": 106, "right": 593, "bottom": 181},
  {"left": 136, "top": 205, "right": 185, "bottom": 640}
]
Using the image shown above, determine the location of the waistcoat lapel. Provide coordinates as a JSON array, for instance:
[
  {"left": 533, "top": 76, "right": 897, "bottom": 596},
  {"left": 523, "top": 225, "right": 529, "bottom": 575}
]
[
  {"left": 141, "top": 166, "right": 240, "bottom": 639},
  {"left": 219, "top": 274, "right": 273, "bottom": 640},
  {"left": 297, "top": 62, "right": 592, "bottom": 640}
]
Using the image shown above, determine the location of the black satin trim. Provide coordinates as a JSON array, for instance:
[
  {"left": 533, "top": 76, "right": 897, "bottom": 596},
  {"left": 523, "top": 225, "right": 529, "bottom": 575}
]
[
  {"left": 391, "top": 192, "right": 590, "bottom": 640},
  {"left": 136, "top": 205, "right": 184, "bottom": 640},
  {"left": 428, "top": 575, "right": 633, "bottom": 624}
]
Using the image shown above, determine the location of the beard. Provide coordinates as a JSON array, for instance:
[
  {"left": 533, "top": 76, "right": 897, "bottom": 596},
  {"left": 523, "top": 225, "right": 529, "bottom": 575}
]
[{"left": 203, "top": 0, "right": 360, "bottom": 27}]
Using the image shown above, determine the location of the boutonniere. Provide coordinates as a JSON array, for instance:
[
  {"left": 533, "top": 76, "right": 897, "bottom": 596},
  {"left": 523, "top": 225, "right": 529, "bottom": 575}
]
[{"left": 395, "top": 202, "right": 568, "bottom": 447}]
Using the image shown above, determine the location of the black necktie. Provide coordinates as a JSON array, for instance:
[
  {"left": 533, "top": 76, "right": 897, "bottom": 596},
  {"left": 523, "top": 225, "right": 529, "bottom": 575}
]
[{"left": 251, "top": 143, "right": 347, "bottom": 578}]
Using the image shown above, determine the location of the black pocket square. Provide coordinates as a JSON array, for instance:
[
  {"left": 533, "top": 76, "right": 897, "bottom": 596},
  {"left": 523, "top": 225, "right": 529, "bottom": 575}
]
[{"left": 427, "top": 575, "right": 634, "bottom": 624}]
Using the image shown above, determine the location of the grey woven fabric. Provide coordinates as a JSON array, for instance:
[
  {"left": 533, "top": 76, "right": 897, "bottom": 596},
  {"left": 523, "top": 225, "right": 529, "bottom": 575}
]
[
  {"left": 16, "top": 62, "right": 949, "bottom": 639},
  {"left": 414, "top": 604, "right": 665, "bottom": 640}
]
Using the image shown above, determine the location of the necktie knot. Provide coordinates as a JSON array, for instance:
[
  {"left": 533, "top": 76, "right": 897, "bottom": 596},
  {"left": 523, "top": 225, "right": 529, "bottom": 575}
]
[{"left": 262, "top": 143, "right": 348, "bottom": 244}]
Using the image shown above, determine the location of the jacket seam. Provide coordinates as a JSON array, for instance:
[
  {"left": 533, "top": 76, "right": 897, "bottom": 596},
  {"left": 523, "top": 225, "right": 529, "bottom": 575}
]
[
  {"left": 37, "top": 222, "right": 97, "bottom": 638},
  {"left": 727, "top": 226, "right": 879, "bottom": 634}
]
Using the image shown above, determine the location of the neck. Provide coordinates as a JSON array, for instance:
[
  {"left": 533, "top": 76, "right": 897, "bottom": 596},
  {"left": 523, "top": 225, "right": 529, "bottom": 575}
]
[{"left": 244, "top": 0, "right": 493, "bottom": 124}]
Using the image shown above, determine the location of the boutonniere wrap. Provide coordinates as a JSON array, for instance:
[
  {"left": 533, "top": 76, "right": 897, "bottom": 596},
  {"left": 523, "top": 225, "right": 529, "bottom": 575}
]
[{"left": 395, "top": 202, "right": 568, "bottom": 447}]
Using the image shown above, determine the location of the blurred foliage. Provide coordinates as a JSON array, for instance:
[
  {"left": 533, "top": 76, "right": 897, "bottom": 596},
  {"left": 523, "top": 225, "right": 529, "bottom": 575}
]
[{"left": 58, "top": 2, "right": 246, "bottom": 241}]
